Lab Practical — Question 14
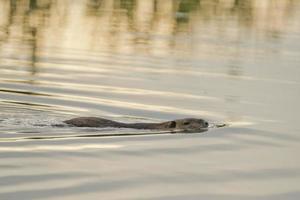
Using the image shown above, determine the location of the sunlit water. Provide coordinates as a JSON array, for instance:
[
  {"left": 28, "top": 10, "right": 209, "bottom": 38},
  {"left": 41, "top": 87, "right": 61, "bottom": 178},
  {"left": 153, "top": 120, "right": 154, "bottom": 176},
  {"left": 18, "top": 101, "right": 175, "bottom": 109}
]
[{"left": 0, "top": 0, "right": 300, "bottom": 199}]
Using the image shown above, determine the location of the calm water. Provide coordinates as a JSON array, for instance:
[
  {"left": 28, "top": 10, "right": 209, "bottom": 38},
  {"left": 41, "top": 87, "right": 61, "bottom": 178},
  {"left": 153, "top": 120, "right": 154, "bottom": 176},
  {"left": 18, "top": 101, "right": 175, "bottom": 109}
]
[{"left": 1, "top": 0, "right": 300, "bottom": 199}]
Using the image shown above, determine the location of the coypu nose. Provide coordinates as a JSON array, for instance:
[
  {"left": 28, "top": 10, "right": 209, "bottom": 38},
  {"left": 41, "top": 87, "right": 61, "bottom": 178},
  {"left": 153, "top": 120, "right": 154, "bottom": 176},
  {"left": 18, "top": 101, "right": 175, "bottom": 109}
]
[{"left": 204, "top": 122, "right": 209, "bottom": 127}]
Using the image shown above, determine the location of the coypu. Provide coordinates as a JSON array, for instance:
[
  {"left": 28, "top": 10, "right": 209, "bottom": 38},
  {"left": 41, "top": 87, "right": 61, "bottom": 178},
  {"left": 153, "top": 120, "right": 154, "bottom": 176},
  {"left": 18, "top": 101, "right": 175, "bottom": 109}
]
[{"left": 64, "top": 117, "right": 209, "bottom": 131}]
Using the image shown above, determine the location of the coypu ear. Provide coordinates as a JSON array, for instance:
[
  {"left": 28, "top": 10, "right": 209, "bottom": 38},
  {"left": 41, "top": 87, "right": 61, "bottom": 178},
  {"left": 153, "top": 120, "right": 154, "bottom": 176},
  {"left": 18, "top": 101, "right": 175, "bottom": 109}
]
[{"left": 168, "top": 121, "right": 176, "bottom": 128}]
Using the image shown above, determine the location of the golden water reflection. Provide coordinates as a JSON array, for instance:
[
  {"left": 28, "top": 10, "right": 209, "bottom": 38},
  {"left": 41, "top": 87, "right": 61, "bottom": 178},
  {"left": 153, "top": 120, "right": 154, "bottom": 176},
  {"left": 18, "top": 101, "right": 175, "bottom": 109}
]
[{"left": 0, "top": 0, "right": 298, "bottom": 65}]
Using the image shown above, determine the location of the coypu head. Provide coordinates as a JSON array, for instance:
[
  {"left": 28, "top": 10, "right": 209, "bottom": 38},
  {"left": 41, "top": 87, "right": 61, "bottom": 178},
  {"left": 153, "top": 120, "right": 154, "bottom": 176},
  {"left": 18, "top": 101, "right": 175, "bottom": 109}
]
[{"left": 162, "top": 118, "right": 209, "bottom": 131}]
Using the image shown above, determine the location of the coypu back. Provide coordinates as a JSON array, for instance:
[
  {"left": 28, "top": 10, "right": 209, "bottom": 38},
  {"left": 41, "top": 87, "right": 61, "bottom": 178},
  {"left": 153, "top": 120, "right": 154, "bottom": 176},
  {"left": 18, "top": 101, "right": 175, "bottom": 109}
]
[{"left": 64, "top": 117, "right": 124, "bottom": 128}]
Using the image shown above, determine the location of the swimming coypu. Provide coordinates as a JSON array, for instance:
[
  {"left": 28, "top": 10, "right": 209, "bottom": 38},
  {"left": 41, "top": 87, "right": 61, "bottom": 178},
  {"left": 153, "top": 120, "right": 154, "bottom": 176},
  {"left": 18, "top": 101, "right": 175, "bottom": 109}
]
[{"left": 64, "top": 117, "right": 209, "bottom": 131}]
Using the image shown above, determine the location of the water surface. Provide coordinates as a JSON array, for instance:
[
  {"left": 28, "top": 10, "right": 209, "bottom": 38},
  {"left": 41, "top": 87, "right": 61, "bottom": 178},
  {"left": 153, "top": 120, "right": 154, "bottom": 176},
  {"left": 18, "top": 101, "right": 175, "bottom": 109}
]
[{"left": 1, "top": 0, "right": 300, "bottom": 199}]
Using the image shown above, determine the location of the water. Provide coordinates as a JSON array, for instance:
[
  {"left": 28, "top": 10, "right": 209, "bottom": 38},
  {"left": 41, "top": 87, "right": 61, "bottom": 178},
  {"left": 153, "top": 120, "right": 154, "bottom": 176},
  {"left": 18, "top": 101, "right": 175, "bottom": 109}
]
[{"left": 0, "top": 0, "right": 300, "bottom": 199}]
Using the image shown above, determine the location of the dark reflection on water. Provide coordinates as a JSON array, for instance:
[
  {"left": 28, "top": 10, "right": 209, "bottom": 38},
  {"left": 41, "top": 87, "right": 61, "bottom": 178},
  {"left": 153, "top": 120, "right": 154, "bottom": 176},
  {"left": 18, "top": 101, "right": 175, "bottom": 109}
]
[
  {"left": 0, "top": 88, "right": 51, "bottom": 96},
  {"left": 1, "top": 0, "right": 300, "bottom": 200},
  {"left": 2, "top": 100, "right": 52, "bottom": 107}
]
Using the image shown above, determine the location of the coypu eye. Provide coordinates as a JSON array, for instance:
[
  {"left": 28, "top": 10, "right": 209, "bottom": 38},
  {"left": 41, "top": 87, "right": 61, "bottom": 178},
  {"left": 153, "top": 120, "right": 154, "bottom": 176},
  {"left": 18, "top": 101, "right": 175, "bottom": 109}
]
[
  {"left": 183, "top": 122, "right": 190, "bottom": 125},
  {"left": 169, "top": 121, "right": 176, "bottom": 128}
]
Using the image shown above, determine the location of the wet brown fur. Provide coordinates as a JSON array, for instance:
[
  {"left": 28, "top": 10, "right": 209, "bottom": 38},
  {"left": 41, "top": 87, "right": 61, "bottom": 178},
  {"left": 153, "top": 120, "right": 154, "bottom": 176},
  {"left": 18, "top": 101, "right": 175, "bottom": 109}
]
[{"left": 64, "top": 117, "right": 209, "bottom": 131}]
